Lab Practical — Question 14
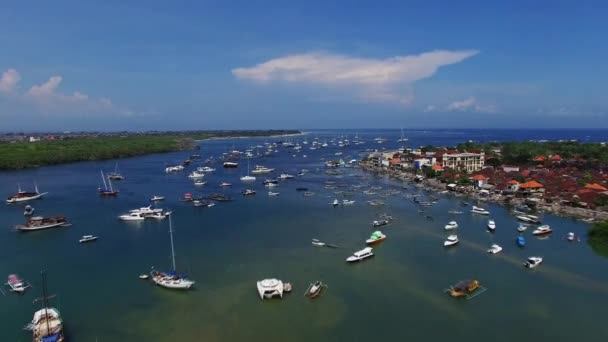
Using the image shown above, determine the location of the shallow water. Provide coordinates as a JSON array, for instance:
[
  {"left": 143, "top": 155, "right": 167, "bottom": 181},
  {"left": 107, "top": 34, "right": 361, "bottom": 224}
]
[{"left": 1, "top": 129, "right": 607, "bottom": 341}]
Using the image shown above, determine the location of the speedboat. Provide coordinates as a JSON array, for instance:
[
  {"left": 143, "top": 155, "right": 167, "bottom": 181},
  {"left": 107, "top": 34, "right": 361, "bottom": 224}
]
[
  {"left": 150, "top": 195, "right": 165, "bottom": 201},
  {"left": 305, "top": 281, "right": 326, "bottom": 299},
  {"left": 240, "top": 175, "right": 256, "bottom": 182},
  {"left": 346, "top": 247, "right": 374, "bottom": 263},
  {"left": 517, "top": 224, "right": 527, "bottom": 232},
  {"left": 366, "top": 231, "right": 386, "bottom": 245},
  {"left": 342, "top": 200, "right": 355, "bottom": 205},
  {"left": 197, "top": 166, "right": 216, "bottom": 172},
  {"left": 219, "top": 182, "right": 232, "bottom": 187},
  {"left": 278, "top": 173, "right": 294, "bottom": 180},
  {"left": 524, "top": 256, "right": 543, "bottom": 268},
  {"left": 532, "top": 225, "right": 552, "bottom": 236},
  {"left": 487, "top": 219, "right": 496, "bottom": 231},
  {"left": 471, "top": 206, "right": 490, "bottom": 215},
  {"left": 312, "top": 239, "right": 325, "bottom": 247},
  {"left": 119, "top": 212, "right": 145, "bottom": 221},
  {"left": 223, "top": 161, "right": 239, "bottom": 168},
  {"left": 332, "top": 199, "right": 340, "bottom": 207},
  {"left": 444, "top": 235, "right": 459, "bottom": 247},
  {"left": 6, "top": 274, "right": 29, "bottom": 293},
  {"left": 256, "top": 278, "right": 284, "bottom": 300},
  {"left": 242, "top": 189, "right": 256, "bottom": 196},
  {"left": 268, "top": 191, "right": 280, "bottom": 196},
  {"left": 444, "top": 221, "right": 458, "bottom": 230},
  {"left": 15, "top": 216, "right": 68, "bottom": 231},
  {"left": 6, "top": 184, "right": 47, "bottom": 204},
  {"left": 487, "top": 244, "right": 503, "bottom": 254},
  {"left": 372, "top": 219, "right": 389, "bottom": 227},
  {"left": 194, "top": 180, "right": 207, "bottom": 186},
  {"left": 188, "top": 171, "right": 205, "bottom": 178},
  {"left": 24, "top": 205, "right": 35, "bottom": 216},
  {"left": 517, "top": 236, "right": 526, "bottom": 247},
  {"left": 79, "top": 235, "right": 98, "bottom": 243},
  {"left": 251, "top": 166, "right": 275, "bottom": 175},
  {"left": 567, "top": 232, "right": 576, "bottom": 241}
]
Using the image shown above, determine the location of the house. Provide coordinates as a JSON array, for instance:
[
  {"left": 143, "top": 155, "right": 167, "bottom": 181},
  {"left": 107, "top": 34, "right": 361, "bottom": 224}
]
[
  {"left": 442, "top": 152, "right": 485, "bottom": 173},
  {"left": 470, "top": 174, "right": 489, "bottom": 188},
  {"left": 506, "top": 180, "right": 520, "bottom": 192},
  {"left": 501, "top": 165, "right": 520, "bottom": 173},
  {"left": 29, "top": 136, "right": 41, "bottom": 142},
  {"left": 585, "top": 183, "right": 608, "bottom": 192},
  {"left": 519, "top": 180, "right": 544, "bottom": 196}
]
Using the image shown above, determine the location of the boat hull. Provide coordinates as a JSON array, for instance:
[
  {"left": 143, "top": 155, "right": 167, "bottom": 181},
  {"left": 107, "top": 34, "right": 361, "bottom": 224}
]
[
  {"left": 6, "top": 193, "right": 45, "bottom": 204},
  {"left": 15, "top": 222, "right": 66, "bottom": 231},
  {"left": 365, "top": 237, "right": 386, "bottom": 245}
]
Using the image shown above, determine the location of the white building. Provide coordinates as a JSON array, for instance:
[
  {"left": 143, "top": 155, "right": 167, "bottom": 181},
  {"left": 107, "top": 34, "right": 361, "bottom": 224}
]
[{"left": 442, "top": 152, "right": 485, "bottom": 173}]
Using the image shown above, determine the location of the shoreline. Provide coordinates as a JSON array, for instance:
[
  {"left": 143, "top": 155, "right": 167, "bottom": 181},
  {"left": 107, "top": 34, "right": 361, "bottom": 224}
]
[{"left": 200, "top": 132, "right": 305, "bottom": 141}]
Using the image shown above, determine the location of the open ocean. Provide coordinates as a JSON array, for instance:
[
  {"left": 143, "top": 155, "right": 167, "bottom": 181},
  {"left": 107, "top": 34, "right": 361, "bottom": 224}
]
[{"left": 1, "top": 129, "right": 607, "bottom": 341}]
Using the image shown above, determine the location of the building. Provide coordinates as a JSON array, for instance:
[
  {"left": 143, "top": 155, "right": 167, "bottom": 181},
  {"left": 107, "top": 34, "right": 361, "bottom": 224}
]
[
  {"left": 470, "top": 174, "right": 489, "bottom": 188},
  {"left": 442, "top": 152, "right": 485, "bottom": 173}
]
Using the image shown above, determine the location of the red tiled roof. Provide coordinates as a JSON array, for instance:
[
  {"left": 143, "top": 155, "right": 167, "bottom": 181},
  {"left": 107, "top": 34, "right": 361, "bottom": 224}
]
[
  {"left": 520, "top": 180, "right": 544, "bottom": 189},
  {"left": 533, "top": 155, "right": 547, "bottom": 161},
  {"left": 585, "top": 183, "right": 608, "bottom": 191},
  {"left": 431, "top": 164, "right": 444, "bottom": 171},
  {"left": 471, "top": 174, "right": 489, "bottom": 180},
  {"left": 507, "top": 180, "right": 520, "bottom": 185}
]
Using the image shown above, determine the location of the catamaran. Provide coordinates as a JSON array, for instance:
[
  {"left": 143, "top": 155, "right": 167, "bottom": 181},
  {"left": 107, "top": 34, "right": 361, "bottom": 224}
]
[
  {"left": 26, "top": 271, "right": 65, "bottom": 342},
  {"left": 98, "top": 170, "right": 118, "bottom": 196},
  {"left": 150, "top": 215, "right": 195, "bottom": 290},
  {"left": 6, "top": 183, "right": 48, "bottom": 204}
]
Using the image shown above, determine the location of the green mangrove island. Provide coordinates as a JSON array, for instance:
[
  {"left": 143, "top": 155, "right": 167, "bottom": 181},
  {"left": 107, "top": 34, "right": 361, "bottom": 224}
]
[
  {"left": 588, "top": 220, "right": 608, "bottom": 257},
  {"left": 0, "top": 130, "right": 300, "bottom": 170}
]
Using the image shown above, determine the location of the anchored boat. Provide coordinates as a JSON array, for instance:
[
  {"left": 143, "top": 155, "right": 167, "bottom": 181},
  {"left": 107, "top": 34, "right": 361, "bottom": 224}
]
[
  {"left": 150, "top": 215, "right": 195, "bottom": 290},
  {"left": 6, "top": 183, "right": 47, "bottom": 204},
  {"left": 15, "top": 216, "right": 68, "bottom": 232}
]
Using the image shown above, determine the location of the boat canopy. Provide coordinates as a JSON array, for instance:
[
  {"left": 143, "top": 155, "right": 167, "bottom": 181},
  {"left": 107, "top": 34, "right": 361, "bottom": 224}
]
[
  {"left": 369, "top": 231, "right": 383, "bottom": 239},
  {"left": 453, "top": 280, "right": 476, "bottom": 291}
]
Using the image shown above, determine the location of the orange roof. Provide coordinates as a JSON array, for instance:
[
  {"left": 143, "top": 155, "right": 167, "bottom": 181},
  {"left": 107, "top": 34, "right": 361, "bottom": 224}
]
[
  {"left": 533, "top": 155, "right": 547, "bottom": 161},
  {"left": 507, "top": 180, "right": 520, "bottom": 185},
  {"left": 470, "top": 174, "right": 489, "bottom": 181},
  {"left": 520, "top": 180, "right": 544, "bottom": 189},
  {"left": 390, "top": 157, "right": 401, "bottom": 165},
  {"left": 431, "top": 164, "right": 444, "bottom": 171},
  {"left": 551, "top": 155, "right": 562, "bottom": 161},
  {"left": 585, "top": 183, "right": 608, "bottom": 191}
]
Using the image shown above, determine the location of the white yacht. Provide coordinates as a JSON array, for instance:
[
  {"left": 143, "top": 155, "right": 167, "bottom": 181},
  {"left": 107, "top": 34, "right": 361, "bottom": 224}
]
[
  {"left": 487, "top": 244, "right": 503, "bottom": 254},
  {"left": 130, "top": 206, "right": 163, "bottom": 215},
  {"left": 256, "top": 278, "right": 284, "bottom": 300},
  {"left": 487, "top": 219, "right": 496, "bottom": 231},
  {"left": 444, "top": 235, "right": 459, "bottom": 247},
  {"left": 251, "top": 166, "right": 274, "bottom": 174},
  {"left": 150, "top": 195, "right": 165, "bottom": 201},
  {"left": 150, "top": 216, "right": 195, "bottom": 290},
  {"left": 444, "top": 221, "right": 458, "bottom": 230},
  {"left": 268, "top": 191, "right": 280, "bottom": 196},
  {"left": 188, "top": 170, "right": 205, "bottom": 178},
  {"left": 346, "top": 247, "right": 374, "bottom": 263},
  {"left": 471, "top": 206, "right": 490, "bottom": 215},
  {"left": 524, "top": 256, "right": 543, "bottom": 268},
  {"left": 532, "top": 225, "right": 552, "bottom": 236},
  {"left": 342, "top": 200, "right": 355, "bottom": 205},
  {"left": 278, "top": 173, "right": 294, "bottom": 180},
  {"left": 197, "top": 166, "right": 216, "bottom": 173},
  {"left": 194, "top": 180, "right": 207, "bottom": 186},
  {"left": 165, "top": 165, "right": 184, "bottom": 173},
  {"left": 119, "top": 212, "right": 145, "bottom": 221},
  {"left": 517, "top": 224, "right": 528, "bottom": 232},
  {"left": 79, "top": 235, "right": 98, "bottom": 243}
]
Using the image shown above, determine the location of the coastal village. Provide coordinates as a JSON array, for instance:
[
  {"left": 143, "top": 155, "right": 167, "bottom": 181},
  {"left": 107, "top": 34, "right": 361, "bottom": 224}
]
[{"left": 361, "top": 145, "right": 608, "bottom": 221}]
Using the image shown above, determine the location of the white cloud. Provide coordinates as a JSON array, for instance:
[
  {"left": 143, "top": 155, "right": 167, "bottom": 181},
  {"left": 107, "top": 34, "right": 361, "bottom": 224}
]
[
  {"left": 446, "top": 96, "right": 497, "bottom": 113},
  {"left": 424, "top": 105, "right": 437, "bottom": 112},
  {"left": 0, "top": 68, "right": 21, "bottom": 93},
  {"left": 232, "top": 50, "right": 479, "bottom": 105}
]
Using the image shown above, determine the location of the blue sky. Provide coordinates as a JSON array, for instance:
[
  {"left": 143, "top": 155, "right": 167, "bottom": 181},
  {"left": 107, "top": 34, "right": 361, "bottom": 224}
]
[{"left": 1, "top": 0, "right": 607, "bottom": 131}]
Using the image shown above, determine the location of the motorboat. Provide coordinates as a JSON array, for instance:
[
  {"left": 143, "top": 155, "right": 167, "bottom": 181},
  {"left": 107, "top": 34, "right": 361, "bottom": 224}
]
[
  {"left": 532, "top": 225, "right": 552, "bottom": 236},
  {"left": 332, "top": 199, "right": 340, "bottom": 207},
  {"left": 26, "top": 272, "right": 64, "bottom": 342},
  {"left": 150, "top": 195, "right": 165, "bottom": 201},
  {"left": 165, "top": 165, "right": 184, "bottom": 173},
  {"left": 242, "top": 189, "right": 256, "bottom": 196},
  {"left": 219, "top": 182, "right": 232, "bottom": 187},
  {"left": 194, "top": 180, "right": 207, "bottom": 186},
  {"left": 342, "top": 200, "right": 355, "bottom": 205},
  {"left": 150, "top": 216, "right": 195, "bottom": 290},
  {"left": 149, "top": 211, "right": 171, "bottom": 219},
  {"left": 6, "top": 184, "right": 47, "bottom": 204},
  {"left": 180, "top": 193, "right": 194, "bottom": 201},
  {"left": 372, "top": 219, "right": 389, "bottom": 227},
  {"left": 366, "top": 231, "right": 386, "bottom": 245},
  {"left": 251, "top": 166, "right": 275, "bottom": 175},
  {"left": 517, "top": 236, "right": 526, "bottom": 247},
  {"left": 6, "top": 274, "right": 29, "bottom": 293},
  {"left": 517, "top": 224, "right": 527, "bottom": 232},
  {"left": 567, "top": 232, "right": 577, "bottom": 241},
  {"left": 223, "top": 161, "right": 239, "bottom": 168},
  {"left": 188, "top": 170, "right": 205, "bottom": 178},
  {"left": 263, "top": 178, "right": 278, "bottom": 185},
  {"left": 312, "top": 239, "right": 325, "bottom": 247},
  {"left": 268, "top": 191, "right": 280, "bottom": 196},
  {"left": 305, "top": 281, "right": 326, "bottom": 299},
  {"left": 278, "top": 173, "right": 294, "bottom": 180},
  {"left": 129, "top": 206, "right": 164, "bottom": 215},
  {"left": 15, "top": 216, "right": 68, "bottom": 231},
  {"left": 516, "top": 214, "right": 542, "bottom": 224},
  {"left": 265, "top": 182, "right": 278, "bottom": 188},
  {"left": 193, "top": 200, "right": 215, "bottom": 208},
  {"left": 444, "top": 235, "right": 459, "bottom": 247},
  {"left": 524, "top": 256, "right": 543, "bottom": 268},
  {"left": 139, "top": 274, "right": 149, "bottom": 279},
  {"left": 471, "top": 206, "right": 490, "bottom": 215},
  {"left": 346, "top": 247, "right": 374, "bottom": 263},
  {"left": 119, "top": 212, "right": 145, "bottom": 221},
  {"left": 79, "top": 235, "right": 98, "bottom": 243},
  {"left": 24, "top": 205, "right": 35, "bottom": 216},
  {"left": 445, "top": 279, "right": 480, "bottom": 298},
  {"left": 487, "top": 219, "right": 496, "bottom": 231},
  {"left": 487, "top": 244, "right": 503, "bottom": 254},
  {"left": 256, "top": 278, "right": 284, "bottom": 300},
  {"left": 197, "top": 166, "right": 216, "bottom": 172},
  {"left": 444, "top": 221, "right": 458, "bottom": 230},
  {"left": 240, "top": 175, "right": 256, "bottom": 182}
]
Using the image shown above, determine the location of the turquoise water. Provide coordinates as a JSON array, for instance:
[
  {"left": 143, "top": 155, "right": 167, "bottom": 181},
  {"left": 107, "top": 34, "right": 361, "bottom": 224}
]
[{"left": 1, "top": 130, "right": 607, "bottom": 341}]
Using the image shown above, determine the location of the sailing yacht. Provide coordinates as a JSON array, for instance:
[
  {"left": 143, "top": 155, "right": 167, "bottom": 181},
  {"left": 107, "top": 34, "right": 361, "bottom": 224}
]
[
  {"left": 397, "top": 127, "right": 408, "bottom": 142},
  {"left": 150, "top": 215, "right": 195, "bottom": 290},
  {"left": 26, "top": 271, "right": 65, "bottom": 342},
  {"left": 108, "top": 162, "right": 124, "bottom": 180},
  {"left": 6, "top": 183, "right": 48, "bottom": 204},
  {"left": 240, "top": 159, "right": 256, "bottom": 182},
  {"left": 98, "top": 170, "right": 119, "bottom": 196}
]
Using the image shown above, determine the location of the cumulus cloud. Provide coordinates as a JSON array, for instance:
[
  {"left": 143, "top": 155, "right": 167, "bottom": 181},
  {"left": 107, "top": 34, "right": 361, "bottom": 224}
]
[
  {"left": 446, "top": 96, "right": 497, "bottom": 113},
  {"left": 232, "top": 50, "right": 479, "bottom": 105},
  {"left": 0, "top": 68, "right": 21, "bottom": 93}
]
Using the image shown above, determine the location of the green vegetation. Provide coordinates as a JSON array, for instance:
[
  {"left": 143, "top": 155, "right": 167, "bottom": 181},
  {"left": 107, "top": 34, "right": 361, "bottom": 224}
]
[
  {"left": 0, "top": 130, "right": 299, "bottom": 170},
  {"left": 588, "top": 221, "right": 608, "bottom": 258}
]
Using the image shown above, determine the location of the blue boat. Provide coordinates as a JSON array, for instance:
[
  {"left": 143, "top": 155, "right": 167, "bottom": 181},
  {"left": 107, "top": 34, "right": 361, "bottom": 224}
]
[{"left": 517, "top": 236, "right": 526, "bottom": 247}]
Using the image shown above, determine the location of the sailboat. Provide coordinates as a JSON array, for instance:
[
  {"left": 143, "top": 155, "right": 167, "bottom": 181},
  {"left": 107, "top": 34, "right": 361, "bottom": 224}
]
[
  {"left": 26, "top": 271, "right": 65, "bottom": 342},
  {"left": 240, "top": 158, "right": 256, "bottom": 182},
  {"left": 150, "top": 215, "right": 195, "bottom": 290},
  {"left": 108, "top": 162, "right": 124, "bottom": 180},
  {"left": 397, "top": 127, "right": 408, "bottom": 142},
  {"left": 98, "top": 170, "right": 119, "bottom": 196},
  {"left": 6, "top": 183, "right": 48, "bottom": 204}
]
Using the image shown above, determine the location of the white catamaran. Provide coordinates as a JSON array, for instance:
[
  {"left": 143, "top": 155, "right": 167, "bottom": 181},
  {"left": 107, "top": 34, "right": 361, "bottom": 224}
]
[{"left": 150, "top": 215, "right": 195, "bottom": 290}]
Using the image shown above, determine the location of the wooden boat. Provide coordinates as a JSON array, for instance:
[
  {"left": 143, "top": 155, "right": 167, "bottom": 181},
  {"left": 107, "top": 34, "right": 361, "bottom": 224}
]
[
  {"left": 445, "top": 279, "right": 485, "bottom": 299},
  {"left": 6, "top": 183, "right": 47, "bottom": 204},
  {"left": 15, "top": 216, "right": 68, "bottom": 231}
]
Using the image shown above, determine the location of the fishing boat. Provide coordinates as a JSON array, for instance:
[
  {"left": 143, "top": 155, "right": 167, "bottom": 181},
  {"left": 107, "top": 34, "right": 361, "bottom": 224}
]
[
  {"left": 445, "top": 279, "right": 485, "bottom": 299},
  {"left": 532, "top": 225, "right": 552, "bottom": 236},
  {"left": 517, "top": 236, "right": 526, "bottom": 247},
  {"left": 444, "top": 235, "right": 459, "bottom": 247},
  {"left": 517, "top": 224, "right": 527, "bottom": 232},
  {"left": 26, "top": 271, "right": 64, "bottom": 342},
  {"left": 366, "top": 231, "right": 386, "bottom": 245},
  {"left": 150, "top": 215, "right": 195, "bottom": 290},
  {"left": 98, "top": 170, "right": 119, "bottom": 196},
  {"left": 223, "top": 161, "right": 239, "bottom": 168},
  {"left": 304, "top": 281, "right": 326, "bottom": 299},
  {"left": 268, "top": 191, "right": 280, "bottom": 196},
  {"left": 108, "top": 163, "right": 124, "bottom": 180},
  {"left": 487, "top": 219, "right": 496, "bottom": 231},
  {"left": 24, "top": 205, "right": 35, "bottom": 216},
  {"left": 5, "top": 274, "right": 29, "bottom": 293},
  {"left": 444, "top": 221, "right": 458, "bottom": 230},
  {"left": 471, "top": 206, "right": 490, "bottom": 215},
  {"left": 346, "top": 247, "right": 374, "bottom": 263},
  {"left": 524, "top": 256, "right": 543, "bottom": 268},
  {"left": 487, "top": 244, "right": 503, "bottom": 254},
  {"left": 256, "top": 278, "right": 284, "bottom": 300},
  {"left": 15, "top": 216, "right": 68, "bottom": 232},
  {"left": 242, "top": 189, "right": 256, "bottom": 196},
  {"left": 79, "top": 235, "right": 98, "bottom": 243},
  {"left": 150, "top": 195, "right": 165, "bottom": 201},
  {"left": 6, "top": 183, "right": 48, "bottom": 204}
]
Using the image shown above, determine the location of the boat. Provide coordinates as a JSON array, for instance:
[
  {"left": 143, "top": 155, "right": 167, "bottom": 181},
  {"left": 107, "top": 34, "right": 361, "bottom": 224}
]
[
  {"left": 223, "top": 161, "right": 239, "bottom": 168},
  {"left": 194, "top": 180, "right": 207, "bottom": 186},
  {"left": 524, "top": 256, "right": 543, "bottom": 268},
  {"left": 98, "top": 170, "right": 119, "bottom": 196},
  {"left": 278, "top": 173, "right": 294, "bottom": 180},
  {"left": 567, "top": 232, "right": 577, "bottom": 241},
  {"left": 190, "top": 154, "right": 201, "bottom": 160},
  {"left": 7, "top": 183, "right": 48, "bottom": 203},
  {"left": 487, "top": 219, "right": 496, "bottom": 231},
  {"left": 444, "top": 221, "right": 458, "bottom": 230},
  {"left": 207, "top": 193, "right": 233, "bottom": 202},
  {"left": 119, "top": 212, "right": 145, "bottom": 221},
  {"left": 346, "top": 247, "right": 374, "bottom": 263},
  {"left": 180, "top": 193, "right": 194, "bottom": 201},
  {"left": 517, "top": 236, "right": 526, "bottom": 247},
  {"left": 372, "top": 219, "right": 389, "bottom": 227},
  {"left": 251, "top": 166, "right": 275, "bottom": 175},
  {"left": 332, "top": 199, "right": 340, "bottom": 207},
  {"left": 242, "top": 189, "right": 256, "bottom": 196},
  {"left": 5, "top": 274, "right": 29, "bottom": 293},
  {"left": 165, "top": 165, "right": 184, "bottom": 173},
  {"left": 312, "top": 239, "right": 325, "bottom": 247},
  {"left": 487, "top": 244, "right": 503, "bottom": 254},
  {"left": 197, "top": 166, "right": 216, "bottom": 172},
  {"left": 265, "top": 182, "right": 278, "bottom": 188},
  {"left": 471, "top": 206, "right": 490, "bottom": 215},
  {"left": 256, "top": 278, "right": 284, "bottom": 300},
  {"left": 366, "top": 231, "right": 386, "bottom": 245},
  {"left": 188, "top": 170, "right": 205, "bottom": 178},
  {"left": 241, "top": 159, "right": 257, "bottom": 181},
  {"left": 149, "top": 211, "right": 171, "bottom": 219},
  {"left": 139, "top": 274, "right": 149, "bottom": 279},
  {"left": 283, "top": 282, "right": 293, "bottom": 293},
  {"left": 445, "top": 279, "right": 485, "bottom": 299},
  {"left": 24, "top": 205, "right": 35, "bottom": 216},
  {"left": 268, "top": 191, "right": 280, "bottom": 196},
  {"left": 193, "top": 200, "right": 215, "bottom": 208},
  {"left": 150, "top": 215, "right": 195, "bottom": 290},
  {"left": 444, "top": 235, "right": 459, "bottom": 247},
  {"left": 296, "top": 187, "right": 309, "bottom": 192},
  {"left": 108, "top": 163, "right": 124, "bottom": 180},
  {"left": 26, "top": 271, "right": 64, "bottom": 342},
  {"left": 342, "top": 200, "right": 355, "bottom": 205},
  {"left": 517, "top": 224, "right": 527, "bottom": 232},
  {"left": 397, "top": 127, "right": 408, "bottom": 142},
  {"left": 150, "top": 195, "right": 165, "bottom": 201},
  {"left": 79, "top": 235, "right": 98, "bottom": 243},
  {"left": 448, "top": 210, "right": 464, "bottom": 215},
  {"left": 304, "top": 281, "right": 326, "bottom": 299},
  {"left": 516, "top": 214, "right": 542, "bottom": 224},
  {"left": 219, "top": 182, "right": 232, "bottom": 187},
  {"left": 15, "top": 216, "right": 68, "bottom": 231},
  {"left": 532, "top": 225, "right": 552, "bottom": 236}
]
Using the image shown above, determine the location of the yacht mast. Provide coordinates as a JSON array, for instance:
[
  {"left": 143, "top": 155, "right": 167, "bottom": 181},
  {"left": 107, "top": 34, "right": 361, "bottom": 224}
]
[
  {"left": 168, "top": 215, "right": 176, "bottom": 271},
  {"left": 100, "top": 171, "right": 108, "bottom": 191}
]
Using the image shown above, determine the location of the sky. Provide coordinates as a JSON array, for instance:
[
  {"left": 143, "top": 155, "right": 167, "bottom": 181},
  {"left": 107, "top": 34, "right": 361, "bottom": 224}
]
[{"left": 1, "top": 0, "right": 607, "bottom": 131}]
